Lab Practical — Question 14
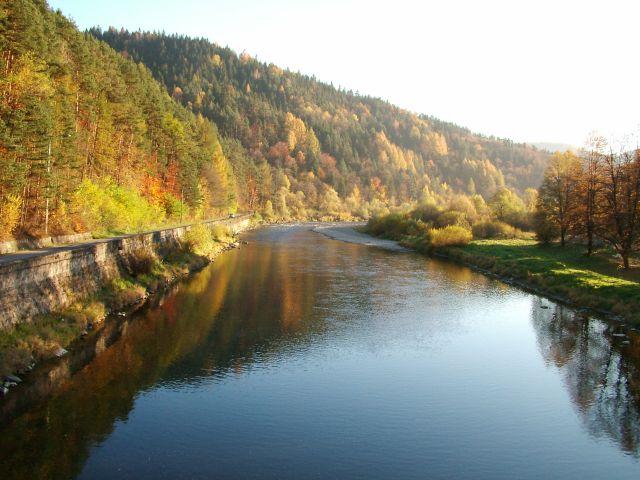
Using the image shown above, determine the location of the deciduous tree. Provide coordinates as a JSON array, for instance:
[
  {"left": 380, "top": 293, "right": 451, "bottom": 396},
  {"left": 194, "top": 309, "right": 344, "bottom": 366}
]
[
  {"left": 596, "top": 146, "right": 640, "bottom": 269},
  {"left": 536, "top": 152, "right": 582, "bottom": 246}
]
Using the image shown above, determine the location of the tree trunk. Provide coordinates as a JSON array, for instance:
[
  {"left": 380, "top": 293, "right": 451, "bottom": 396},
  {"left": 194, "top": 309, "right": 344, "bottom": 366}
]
[{"left": 622, "top": 253, "right": 630, "bottom": 270}]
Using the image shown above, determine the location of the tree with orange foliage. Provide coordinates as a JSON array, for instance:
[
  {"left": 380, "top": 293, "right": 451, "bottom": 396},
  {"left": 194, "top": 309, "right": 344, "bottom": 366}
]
[
  {"left": 536, "top": 152, "right": 582, "bottom": 247},
  {"left": 597, "top": 147, "right": 640, "bottom": 269}
]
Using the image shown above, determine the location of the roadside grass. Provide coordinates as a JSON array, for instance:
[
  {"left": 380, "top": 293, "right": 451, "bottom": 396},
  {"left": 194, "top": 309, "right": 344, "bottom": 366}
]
[{"left": 443, "top": 239, "right": 640, "bottom": 323}]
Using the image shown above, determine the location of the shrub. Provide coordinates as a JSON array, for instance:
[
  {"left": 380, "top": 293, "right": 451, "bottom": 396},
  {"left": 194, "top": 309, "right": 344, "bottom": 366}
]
[
  {"left": 125, "top": 246, "right": 157, "bottom": 276},
  {"left": 72, "top": 178, "right": 166, "bottom": 235},
  {"left": 0, "top": 345, "right": 33, "bottom": 377},
  {"left": 504, "top": 210, "right": 533, "bottom": 231},
  {"left": 109, "top": 278, "right": 146, "bottom": 310},
  {"left": 367, "top": 213, "right": 412, "bottom": 239},
  {"left": 50, "top": 200, "right": 75, "bottom": 235},
  {"left": 406, "top": 219, "right": 430, "bottom": 238},
  {"left": 411, "top": 201, "right": 441, "bottom": 223},
  {"left": 183, "top": 223, "right": 216, "bottom": 256},
  {"left": 263, "top": 200, "right": 275, "bottom": 221},
  {"left": 533, "top": 210, "right": 559, "bottom": 244},
  {"left": 472, "top": 220, "right": 519, "bottom": 239},
  {"left": 0, "top": 194, "right": 22, "bottom": 239},
  {"left": 210, "top": 224, "right": 233, "bottom": 243},
  {"left": 447, "top": 194, "right": 478, "bottom": 221},
  {"left": 403, "top": 234, "right": 432, "bottom": 253},
  {"left": 435, "top": 210, "right": 470, "bottom": 229},
  {"left": 163, "top": 193, "right": 188, "bottom": 222},
  {"left": 428, "top": 225, "right": 472, "bottom": 248},
  {"left": 63, "top": 301, "right": 107, "bottom": 328}
]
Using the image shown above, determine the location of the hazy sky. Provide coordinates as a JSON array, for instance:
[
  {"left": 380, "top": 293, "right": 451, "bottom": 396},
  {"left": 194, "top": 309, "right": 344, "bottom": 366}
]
[{"left": 49, "top": 0, "right": 639, "bottom": 146}]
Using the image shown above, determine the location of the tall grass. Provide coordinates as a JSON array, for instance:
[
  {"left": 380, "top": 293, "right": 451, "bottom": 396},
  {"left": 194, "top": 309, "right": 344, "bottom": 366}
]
[{"left": 428, "top": 226, "right": 473, "bottom": 248}]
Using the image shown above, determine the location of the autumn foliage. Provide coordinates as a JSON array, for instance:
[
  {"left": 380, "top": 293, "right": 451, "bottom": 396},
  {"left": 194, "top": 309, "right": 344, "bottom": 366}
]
[
  {"left": 1, "top": 1, "right": 550, "bottom": 241},
  {"left": 535, "top": 141, "right": 640, "bottom": 269}
]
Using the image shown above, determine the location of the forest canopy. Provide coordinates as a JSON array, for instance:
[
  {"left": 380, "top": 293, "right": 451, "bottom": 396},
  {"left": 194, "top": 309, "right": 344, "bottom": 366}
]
[
  {"left": 0, "top": 0, "right": 550, "bottom": 240},
  {"left": 94, "top": 28, "right": 550, "bottom": 207}
]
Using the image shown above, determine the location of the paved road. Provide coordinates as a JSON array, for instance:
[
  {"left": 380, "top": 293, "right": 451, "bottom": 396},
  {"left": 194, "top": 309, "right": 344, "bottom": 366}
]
[
  {"left": 0, "top": 236, "right": 125, "bottom": 266},
  {"left": 0, "top": 215, "right": 250, "bottom": 266}
]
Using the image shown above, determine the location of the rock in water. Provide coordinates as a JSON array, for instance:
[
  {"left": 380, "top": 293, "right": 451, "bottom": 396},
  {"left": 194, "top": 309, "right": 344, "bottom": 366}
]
[
  {"left": 4, "top": 374, "right": 22, "bottom": 383},
  {"left": 54, "top": 347, "right": 68, "bottom": 358}
]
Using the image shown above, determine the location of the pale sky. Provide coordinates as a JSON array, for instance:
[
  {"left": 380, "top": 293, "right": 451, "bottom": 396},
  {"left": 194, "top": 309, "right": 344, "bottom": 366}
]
[{"left": 49, "top": 0, "right": 639, "bottom": 146}]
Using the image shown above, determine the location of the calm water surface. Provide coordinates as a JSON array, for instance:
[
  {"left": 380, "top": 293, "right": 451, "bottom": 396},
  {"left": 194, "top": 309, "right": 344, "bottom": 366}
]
[{"left": 1, "top": 225, "right": 639, "bottom": 479}]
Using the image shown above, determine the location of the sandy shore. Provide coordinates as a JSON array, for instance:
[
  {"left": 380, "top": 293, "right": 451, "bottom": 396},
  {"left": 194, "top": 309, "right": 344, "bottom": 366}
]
[{"left": 312, "top": 223, "right": 411, "bottom": 252}]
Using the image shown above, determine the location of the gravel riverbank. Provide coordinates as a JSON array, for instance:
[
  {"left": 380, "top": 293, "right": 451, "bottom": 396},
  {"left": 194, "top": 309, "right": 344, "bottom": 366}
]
[{"left": 312, "top": 224, "right": 411, "bottom": 252}]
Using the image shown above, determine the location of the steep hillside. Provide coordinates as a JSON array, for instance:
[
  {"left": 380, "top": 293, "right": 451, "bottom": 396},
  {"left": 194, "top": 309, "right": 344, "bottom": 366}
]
[
  {"left": 0, "top": 0, "right": 237, "bottom": 238},
  {"left": 94, "top": 30, "right": 549, "bottom": 201},
  {"left": 0, "top": 1, "right": 549, "bottom": 242}
]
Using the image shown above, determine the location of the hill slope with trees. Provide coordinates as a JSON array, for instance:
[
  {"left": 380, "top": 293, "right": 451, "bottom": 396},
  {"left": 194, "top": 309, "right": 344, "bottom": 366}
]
[
  {"left": 0, "top": 0, "right": 240, "bottom": 239},
  {"left": 0, "top": 0, "right": 549, "bottom": 240},
  {"left": 94, "top": 29, "right": 549, "bottom": 214}
]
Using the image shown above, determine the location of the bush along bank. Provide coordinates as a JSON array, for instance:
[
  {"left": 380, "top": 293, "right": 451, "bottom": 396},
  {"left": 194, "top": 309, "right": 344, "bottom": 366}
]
[
  {"left": 365, "top": 211, "right": 640, "bottom": 326},
  {"left": 0, "top": 223, "right": 245, "bottom": 389}
]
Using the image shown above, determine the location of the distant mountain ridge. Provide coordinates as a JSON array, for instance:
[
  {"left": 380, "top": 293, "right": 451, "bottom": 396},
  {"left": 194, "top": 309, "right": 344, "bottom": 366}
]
[{"left": 530, "top": 142, "right": 576, "bottom": 153}]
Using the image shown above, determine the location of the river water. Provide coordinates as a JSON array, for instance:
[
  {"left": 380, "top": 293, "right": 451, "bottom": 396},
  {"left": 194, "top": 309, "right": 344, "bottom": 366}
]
[{"left": 1, "top": 225, "right": 639, "bottom": 479}]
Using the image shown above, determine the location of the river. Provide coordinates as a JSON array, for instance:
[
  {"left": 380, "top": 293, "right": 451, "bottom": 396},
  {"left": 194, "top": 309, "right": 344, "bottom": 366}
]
[{"left": 1, "top": 225, "right": 639, "bottom": 479}]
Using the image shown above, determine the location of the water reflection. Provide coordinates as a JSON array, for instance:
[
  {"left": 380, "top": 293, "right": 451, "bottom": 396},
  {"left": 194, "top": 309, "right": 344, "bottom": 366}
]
[
  {"left": 0, "top": 225, "right": 639, "bottom": 479},
  {"left": 0, "top": 265, "right": 230, "bottom": 479},
  {"left": 0, "top": 228, "right": 338, "bottom": 479},
  {"left": 532, "top": 301, "right": 640, "bottom": 456}
]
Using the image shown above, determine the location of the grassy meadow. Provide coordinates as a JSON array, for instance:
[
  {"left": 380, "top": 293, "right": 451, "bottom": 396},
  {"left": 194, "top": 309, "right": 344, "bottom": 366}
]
[{"left": 442, "top": 239, "right": 640, "bottom": 323}]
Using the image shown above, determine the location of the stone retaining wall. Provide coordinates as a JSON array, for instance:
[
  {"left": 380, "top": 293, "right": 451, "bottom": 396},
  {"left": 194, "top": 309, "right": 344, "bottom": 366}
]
[
  {"left": 0, "top": 232, "right": 93, "bottom": 255},
  {"left": 0, "top": 215, "right": 252, "bottom": 329}
]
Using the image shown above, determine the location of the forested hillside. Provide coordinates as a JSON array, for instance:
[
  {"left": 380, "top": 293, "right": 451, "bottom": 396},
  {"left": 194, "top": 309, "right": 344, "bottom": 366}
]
[
  {"left": 94, "top": 30, "right": 549, "bottom": 209},
  {"left": 0, "top": 0, "right": 237, "bottom": 239},
  {"left": 0, "top": 0, "right": 549, "bottom": 241}
]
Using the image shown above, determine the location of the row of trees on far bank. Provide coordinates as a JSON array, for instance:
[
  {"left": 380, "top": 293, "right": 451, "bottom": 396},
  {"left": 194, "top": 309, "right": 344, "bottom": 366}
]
[
  {"left": 366, "top": 183, "right": 538, "bottom": 252},
  {"left": 536, "top": 135, "right": 640, "bottom": 268}
]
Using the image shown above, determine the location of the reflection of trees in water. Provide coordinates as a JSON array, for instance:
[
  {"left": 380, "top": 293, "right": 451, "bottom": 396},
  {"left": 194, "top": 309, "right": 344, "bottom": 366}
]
[
  {"left": 0, "top": 262, "right": 234, "bottom": 480},
  {"left": 532, "top": 301, "right": 640, "bottom": 456},
  {"left": 0, "top": 231, "right": 339, "bottom": 480}
]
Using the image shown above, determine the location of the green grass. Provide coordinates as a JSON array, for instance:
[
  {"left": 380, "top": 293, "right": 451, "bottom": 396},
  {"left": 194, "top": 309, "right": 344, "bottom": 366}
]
[{"left": 443, "top": 239, "right": 640, "bottom": 323}]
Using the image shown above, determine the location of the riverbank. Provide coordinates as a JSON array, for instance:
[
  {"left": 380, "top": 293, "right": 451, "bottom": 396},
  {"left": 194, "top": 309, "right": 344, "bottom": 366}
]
[
  {"left": 438, "top": 239, "right": 640, "bottom": 324},
  {"left": 2, "top": 224, "right": 639, "bottom": 479},
  {"left": 0, "top": 217, "right": 254, "bottom": 383},
  {"left": 313, "top": 224, "right": 411, "bottom": 252},
  {"left": 317, "top": 225, "right": 640, "bottom": 326}
]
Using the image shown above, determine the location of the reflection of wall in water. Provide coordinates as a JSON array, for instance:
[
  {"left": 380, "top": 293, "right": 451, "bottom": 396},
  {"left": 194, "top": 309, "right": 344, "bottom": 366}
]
[
  {"left": 0, "top": 262, "right": 234, "bottom": 480},
  {"left": 0, "top": 231, "right": 336, "bottom": 480}
]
